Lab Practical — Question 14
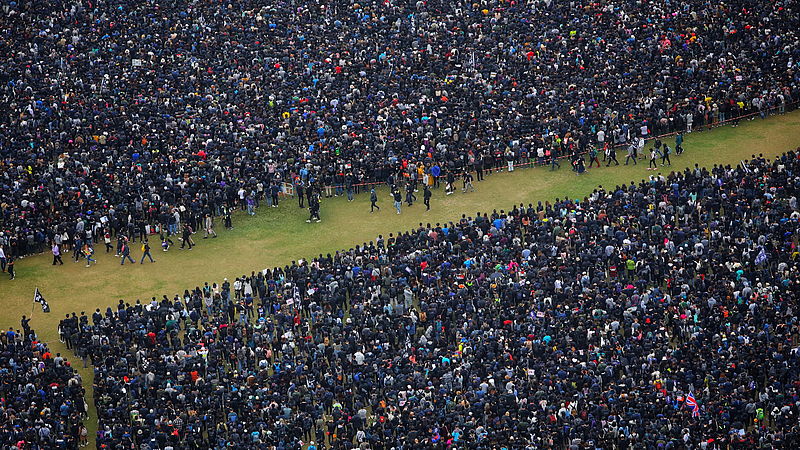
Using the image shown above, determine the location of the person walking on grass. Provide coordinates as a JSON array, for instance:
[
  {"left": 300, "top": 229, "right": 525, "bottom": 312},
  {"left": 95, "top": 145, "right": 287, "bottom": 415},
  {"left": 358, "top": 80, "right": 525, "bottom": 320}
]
[
  {"left": 115, "top": 234, "right": 125, "bottom": 257},
  {"left": 393, "top": 188, "right": 402, "bottom": 214},
  {"left": 307, "top": 192, "right": 321, "bottom": 223},
  {"left": 653, "top": 137, "right": 662, "bottom": 155},
  {"left": 462, "top": 171, "right": 475, "bottom": 193},
  {"left": 180, "top": 224, "right": 194, "bottom": 250},
  {"left": 140, "top": 240, "right": 155, "bottom": 263},
  {"left": 52, "top": 243, "right": 64, "bottom": 265},
  {"left": 405, "top": 182, "right": 416, "bottom": 206},
  {"left": 203, "top": 214, "right": 217, "bottom": 239},
  {"left": 83, "top": 243, "right": 97, "bottom": 267},
  {"left": 588, "top": 146, "right": 600, "bottom": 168},
  {"left": 72, "top": 235, "right": 83, "bottom": 262},
  {"left": 637, "top": 136, "right": 646, "bottom": 160},
  {"left": 625, "top": 143, "right": 637, "bottom": 165},
  {"left": 103, "top": 230, "right": 113, "bottom": 253},
  {"left": 370, "top": 188, "right": 380, "bottom": 213},
  {"left": 78, "top": 423, "right": 88, "bottom": 447},
  {"left": 7, "top": 255, "right": 14, "bottom": 280},
  {"left": 445, "top": 170, "right": 455, "bottom": 195},
  {"left": 675, "top": 132, "right": 685, "bottom": 155},
  {"left": 120, "top": 242, "right": 135, "bottom": 265},
  {"left": 661, "top": 144, "right": 672, "bottom": 166},
  {"left": 423, "top": 185, "right": 432, "bottom": 211},
  {"left": 550, "top": 146, "right": 561, "bottom": 170},
  {"left": 605, "top": 144, "right": 619, "bottom": 166},
  {"left": 648, "top": 146, "right": 660, "bottom": 170}
]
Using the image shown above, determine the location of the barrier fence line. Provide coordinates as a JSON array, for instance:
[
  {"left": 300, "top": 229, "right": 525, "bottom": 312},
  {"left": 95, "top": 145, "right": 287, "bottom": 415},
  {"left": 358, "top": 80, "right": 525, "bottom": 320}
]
[{"left": 302, "top": 99, "right": 797, "bottom": 191}]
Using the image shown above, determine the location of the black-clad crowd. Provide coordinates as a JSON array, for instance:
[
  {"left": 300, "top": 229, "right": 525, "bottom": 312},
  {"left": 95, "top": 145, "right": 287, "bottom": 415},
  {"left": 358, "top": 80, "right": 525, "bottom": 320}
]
[
  {"left": 2, "top": 0, "right": 800, "bottom": 260},
  {"left": 1, "top": 318, "right": 88, "bottom": 449},
  {"left": 54, "top": 150, "right": 800, "bottom": 449}
]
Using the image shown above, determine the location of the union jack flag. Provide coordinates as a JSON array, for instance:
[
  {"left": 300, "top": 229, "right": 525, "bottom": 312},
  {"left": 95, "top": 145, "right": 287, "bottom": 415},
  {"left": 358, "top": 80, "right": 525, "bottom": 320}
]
[{"left": 685, "top": 391, "right": 700, "bottom": 417}]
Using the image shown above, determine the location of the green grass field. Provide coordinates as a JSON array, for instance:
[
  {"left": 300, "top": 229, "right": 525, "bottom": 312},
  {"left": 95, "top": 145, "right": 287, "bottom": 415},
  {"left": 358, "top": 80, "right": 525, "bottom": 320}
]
[{"left": 1, "top": 110, "right": 799, "bottom": 443}]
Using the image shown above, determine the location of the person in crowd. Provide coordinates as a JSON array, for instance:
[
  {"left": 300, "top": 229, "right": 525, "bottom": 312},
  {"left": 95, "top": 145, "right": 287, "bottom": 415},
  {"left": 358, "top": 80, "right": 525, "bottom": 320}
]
[
  {"left": 0, "top": 320, "right": 87, "bottom": 449},
  {"left": 431, "top": 164, "right": 442, "bottom": 189},
  {"left": 505, "top": 148, "right": 516, "bottom": 172}
]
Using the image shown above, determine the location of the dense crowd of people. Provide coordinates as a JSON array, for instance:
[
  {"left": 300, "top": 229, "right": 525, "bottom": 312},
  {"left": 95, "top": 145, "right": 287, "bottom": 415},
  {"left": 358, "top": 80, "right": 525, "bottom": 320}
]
[
  {"left": 56, "top": 149, "right": 800, "bottom": 448},
  {"left": 3, "top": 0, "right": 800, "bottom": 447},
  {"left": 2, "top": 0, "right": 800, "bottom": 261},
  {"left": 0, "top": 317, "right": 89, "bottom": 449}
]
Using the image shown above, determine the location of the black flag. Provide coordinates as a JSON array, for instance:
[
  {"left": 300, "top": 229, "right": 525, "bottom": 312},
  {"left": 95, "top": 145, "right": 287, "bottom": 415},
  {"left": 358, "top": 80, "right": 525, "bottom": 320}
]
[{"left": 34, "top": 288, "right": 50, "bottom": 313}]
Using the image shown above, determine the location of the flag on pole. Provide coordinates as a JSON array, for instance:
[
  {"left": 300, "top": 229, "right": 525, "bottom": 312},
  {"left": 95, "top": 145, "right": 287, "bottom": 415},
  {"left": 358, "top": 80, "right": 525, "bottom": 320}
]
[
  {"left": 740, "top": 160, "right": 750, "bottom": 174},
  {"left": 34, "top": 288, "right": 50, "bottom": 313},
  {"left": 685, "top": 391, "right": 700, "bottom": 417}
]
